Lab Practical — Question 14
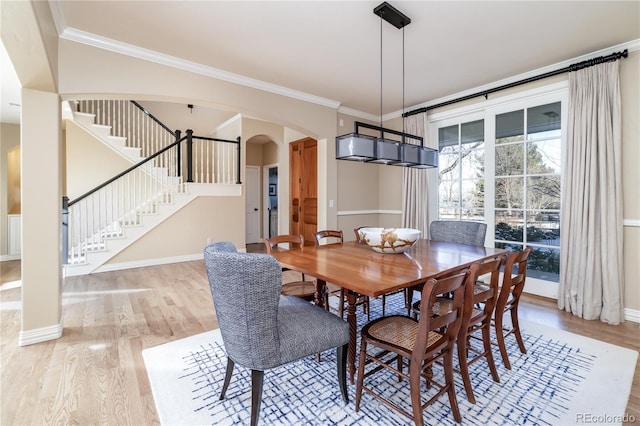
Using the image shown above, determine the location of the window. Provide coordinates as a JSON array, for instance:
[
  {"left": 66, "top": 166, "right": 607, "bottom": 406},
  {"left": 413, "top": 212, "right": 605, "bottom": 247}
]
[
  {"left": 433, "top": 89, "right": 566, "bottom": 297},
  {"left": 494, "top": 102, "right": 561, "bottom": 283},
  {"left": 438, "top": 119, "right": 485, "bottom": 221}
]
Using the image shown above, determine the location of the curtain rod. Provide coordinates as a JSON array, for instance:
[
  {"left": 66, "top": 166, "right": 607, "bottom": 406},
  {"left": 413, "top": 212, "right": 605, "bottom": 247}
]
[{"left": 403, "top": 49, "right": 628, "bottom": 118}]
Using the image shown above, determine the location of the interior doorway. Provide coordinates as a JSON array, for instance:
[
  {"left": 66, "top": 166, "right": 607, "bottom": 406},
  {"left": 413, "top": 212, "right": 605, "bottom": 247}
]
[
  {"left": 263, "top": 165, "right": 279, "bottom": 239},
  {"left": 245, "top": 165, "right": 261, "bottom": 244}
]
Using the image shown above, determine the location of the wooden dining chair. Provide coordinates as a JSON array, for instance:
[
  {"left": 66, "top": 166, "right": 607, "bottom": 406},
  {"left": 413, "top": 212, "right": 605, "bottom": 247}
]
[
  {"left": 354, "top": 226, "right": 408, "bottom": 316},
  {"left": 315, "top": 230, "right": 370, "bottom": 320},
  {"left": 355, "top": 268, "right": 471, "bottom": 425},
  {"left": 406, "top": 220, "right": 489, "bottom": 313},
  {"left": 413, "top": 257, "right": 504, "bottom": 404},
  {"left": 264, "top": 234, "right": 316, "bottom": 302},
  {"left": 493, "top": 247, "right": 533, "bottom": 370}
]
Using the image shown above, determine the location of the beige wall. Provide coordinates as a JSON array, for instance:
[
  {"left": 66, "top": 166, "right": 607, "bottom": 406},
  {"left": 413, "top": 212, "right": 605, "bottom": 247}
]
[
  {"left": 0, "top": 123, "right": 21, "bottom": 256},
  {"left": 65, "top": 121, "right": 132, "bottom": 199},
  {"left": 107, "top": 196, "right": 245, "bottom": 264},
  {"left": 620, "top": 51, "right": 640, "bottom": 312}
]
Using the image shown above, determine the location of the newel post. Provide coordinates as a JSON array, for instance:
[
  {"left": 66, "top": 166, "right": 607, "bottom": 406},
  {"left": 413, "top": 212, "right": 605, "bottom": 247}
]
[
  {"left": 186, "top": 129, "right": 193, "bottom": 183},
  {"left": 236, "top": 136, "right": 242, "bottom": 184},
  {"left": 175, "top": 129, "right": 182, "bottom": 178},
  {"left": 62, "top": 196, "right": 69, "bottom": 264}
]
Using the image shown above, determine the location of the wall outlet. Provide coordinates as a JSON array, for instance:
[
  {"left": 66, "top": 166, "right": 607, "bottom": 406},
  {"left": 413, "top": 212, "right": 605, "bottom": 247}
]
[{"left": 206, "top": 237, "right": 212, "bottom": 245}]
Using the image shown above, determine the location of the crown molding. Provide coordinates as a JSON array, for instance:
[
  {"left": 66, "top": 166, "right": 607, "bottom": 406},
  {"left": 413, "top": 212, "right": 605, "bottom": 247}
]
[
  {"left": 59, "top": 27, "right": 342, "bottom": 110},
  {"left": 336, "top": 106, "right": 379, "bottom": 122}
]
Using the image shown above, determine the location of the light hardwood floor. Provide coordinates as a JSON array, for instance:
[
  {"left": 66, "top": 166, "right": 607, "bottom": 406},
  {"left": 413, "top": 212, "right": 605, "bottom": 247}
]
[{"left": 1, "top": 257, "right": 638, "bottom": 425}]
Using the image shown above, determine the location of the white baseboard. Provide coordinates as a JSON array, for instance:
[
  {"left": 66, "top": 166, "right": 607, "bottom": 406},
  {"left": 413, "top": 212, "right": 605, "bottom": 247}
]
[
  {"left": 624, "top": 308, "right": 640, "bottom": 323},
  {"left": 19, "top": 322, "right": 63, "bottom": 346},
  {"left": 0, "top": 254, "right": 21, "bottom": 261},
  {"left": 93, "top": 253, "right": 204, "bottom": 273}
]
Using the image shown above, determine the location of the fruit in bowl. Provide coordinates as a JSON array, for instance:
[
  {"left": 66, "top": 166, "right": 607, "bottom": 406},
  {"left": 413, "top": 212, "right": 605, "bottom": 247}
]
[{"left": 357, "top": 227, "right": 421, "bottom": 253}]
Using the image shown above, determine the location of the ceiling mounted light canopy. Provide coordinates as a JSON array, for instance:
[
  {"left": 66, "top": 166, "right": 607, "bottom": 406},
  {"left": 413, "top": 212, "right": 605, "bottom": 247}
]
[{"left": 336, "top": 2, "right": 438, "bottom": 169}]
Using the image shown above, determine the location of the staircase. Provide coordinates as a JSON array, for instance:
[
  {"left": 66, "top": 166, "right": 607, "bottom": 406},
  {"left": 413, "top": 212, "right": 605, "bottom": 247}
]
[{"left": 63, "top": 100, "right": 240, "bottom": 277}]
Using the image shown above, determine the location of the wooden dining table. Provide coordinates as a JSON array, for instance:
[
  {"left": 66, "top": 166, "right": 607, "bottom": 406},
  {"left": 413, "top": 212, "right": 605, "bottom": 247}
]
[{"left": 269, "top": 238, "right": 507, "bottom": 384}]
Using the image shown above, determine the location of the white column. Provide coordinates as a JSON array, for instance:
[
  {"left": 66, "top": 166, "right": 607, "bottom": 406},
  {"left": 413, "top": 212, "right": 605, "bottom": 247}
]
[{"left": 19, "top": 88, "right": 63, "bottom": 345}]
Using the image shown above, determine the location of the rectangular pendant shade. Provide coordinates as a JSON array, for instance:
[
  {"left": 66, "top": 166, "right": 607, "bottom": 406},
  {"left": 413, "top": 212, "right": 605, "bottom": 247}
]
[
  {"left": 367, "top": 138, "right": 401, "bottom": 164},
  {"left": 411, "top": 146, "right": 439, "bottom": 169},
  {"left": 336, "top": 133, "right": 376, "bottom": 161}
]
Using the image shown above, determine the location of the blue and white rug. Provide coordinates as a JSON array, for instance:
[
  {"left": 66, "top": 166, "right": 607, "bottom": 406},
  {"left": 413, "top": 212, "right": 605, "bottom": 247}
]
[{"left": 142, "top": 294, "right": 637, "bottom": 425}]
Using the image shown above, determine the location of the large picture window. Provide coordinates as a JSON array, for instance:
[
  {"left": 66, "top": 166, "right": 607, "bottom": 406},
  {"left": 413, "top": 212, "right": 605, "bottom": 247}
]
[
  {"left": 433, "top": 89, "right": 566, "bottom": 297},
  {"left": 493, "top": 102, "right": 561, "bottom": 283}
]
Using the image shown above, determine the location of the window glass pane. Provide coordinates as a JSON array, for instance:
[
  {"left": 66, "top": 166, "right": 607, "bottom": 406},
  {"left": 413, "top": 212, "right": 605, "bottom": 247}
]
[
  {"left": 495, "top": 177, "right": 523, "bottom": 209},
  {"left": 527, "top": 176, "right": 561, "bottom": 209},
  {"left": 461, "top": 148, "right": 484, "bottom": 179},
  {"left": 461, "top": 179, "right": 484, "bottom": 207},
  {"left": 527, "top": 140, "right": 561, "bottom": 174},
  {"left": 461, "top": 119, "right": 484, "bottom": 144},
  {"left": 495, "top": 144, "right": 523, "bottom": 176},
  {"left": 439, "top": 125, "right": 459, "bottom": 150},
  {"left": 527, "top": 211, "right": 560, "bottom": 246},
  {"left": 461, "top": 208, "right": 484, "bottom": 222},
  {"left": 461, "top": 179, "right": 484, "bottom": 209},
  {"left": 527, "top": 247, "right": 560, "bottom": 282},
  {"left": 439, "top": 181, "right": 460, "bottom": 207},
  {"left": 438, "top": 153, "right": 459, "bottom": 180},
  {"left": 495, "top": 210, "right": 524, "bottom": 242},
  {"left": 439, "top": 207, "right": 459, "bottom": 220},
  {"left": 495, "top": 241, "right": 524, "bottom": 253},
  {"left": 496, "top": 110, "right": 524, "bottom": 143},
  {"left": 527, "top": 102, "right": 561, "bottom": 140}
]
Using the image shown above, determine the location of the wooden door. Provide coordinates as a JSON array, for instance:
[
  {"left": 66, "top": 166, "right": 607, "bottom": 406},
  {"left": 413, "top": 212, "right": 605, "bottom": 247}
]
[
  {"left": 245, "top": 166, "right": 261, "bottom": 244},
  {"left": 289, "top": 138, "right": 317, "bottom": 245}
]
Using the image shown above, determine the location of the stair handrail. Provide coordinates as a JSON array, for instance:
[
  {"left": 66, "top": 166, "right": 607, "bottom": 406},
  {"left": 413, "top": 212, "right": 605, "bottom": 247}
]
[
  {"left": 130, "top": 100, "right": 175, "bottom": 135},
  {"left": 68, "top": 132, "right": 185, "bottom": 207}
]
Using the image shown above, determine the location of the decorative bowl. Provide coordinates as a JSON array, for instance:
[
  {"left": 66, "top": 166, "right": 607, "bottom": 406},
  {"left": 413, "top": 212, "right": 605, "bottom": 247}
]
[{"left": 358, "top": 227, "right": 421, "bottom": 253}]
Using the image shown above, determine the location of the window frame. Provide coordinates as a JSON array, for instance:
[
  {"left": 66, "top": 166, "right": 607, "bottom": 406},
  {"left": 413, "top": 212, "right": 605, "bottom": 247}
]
[{"left": 428, "top": 82, "right": 568, "bottom": 299}]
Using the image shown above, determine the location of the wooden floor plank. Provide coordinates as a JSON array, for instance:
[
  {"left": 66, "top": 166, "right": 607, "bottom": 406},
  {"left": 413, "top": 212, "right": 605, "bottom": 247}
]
[{"left": 1, "top": 258, "right": 638, "bottom": 424}]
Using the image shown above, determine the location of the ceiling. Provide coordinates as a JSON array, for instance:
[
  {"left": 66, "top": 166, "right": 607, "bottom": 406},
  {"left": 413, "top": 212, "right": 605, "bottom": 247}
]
[{"left": 2, "top": 1, "right": 639, "bottom": 127}]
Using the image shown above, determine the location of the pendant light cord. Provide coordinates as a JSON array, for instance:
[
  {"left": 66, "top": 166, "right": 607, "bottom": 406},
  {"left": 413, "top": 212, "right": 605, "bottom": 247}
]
[
  {"left": 380, "top": 14, "right": 383, "bottom": 130},
  {"left": 402, "top": 26, "right": 405, "bottom": 141}
]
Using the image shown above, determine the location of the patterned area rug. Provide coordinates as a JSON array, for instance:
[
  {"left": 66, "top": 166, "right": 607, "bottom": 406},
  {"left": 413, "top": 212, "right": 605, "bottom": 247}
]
[{"left": 143, "top": 294, "right": 637, "bottom": 425}]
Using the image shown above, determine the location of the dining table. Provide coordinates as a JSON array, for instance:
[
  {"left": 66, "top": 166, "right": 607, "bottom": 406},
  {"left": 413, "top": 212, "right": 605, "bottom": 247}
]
[{"left": 269, "top": 238, "right": 507, "bottom": 384}]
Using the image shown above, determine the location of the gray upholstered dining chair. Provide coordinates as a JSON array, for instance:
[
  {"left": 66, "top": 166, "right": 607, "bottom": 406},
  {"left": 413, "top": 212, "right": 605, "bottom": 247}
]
[
  {"left": 407, "top": 220, "right": 488, "bottom": 310},
  {"left": 203, "top": 241, "right": 350, "bottom": 426},
  {"left": 430, "top": 220, "right": 487, "bottom": 247}
]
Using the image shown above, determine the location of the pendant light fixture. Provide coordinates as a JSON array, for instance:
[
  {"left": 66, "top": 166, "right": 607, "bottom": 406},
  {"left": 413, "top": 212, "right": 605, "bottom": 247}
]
[{"left": 336, "top": 2, "right": 437, "bottom": 168}]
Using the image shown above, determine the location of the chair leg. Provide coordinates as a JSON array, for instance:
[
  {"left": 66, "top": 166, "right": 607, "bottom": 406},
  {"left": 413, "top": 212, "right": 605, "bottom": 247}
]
[
  {"left": 494, "top": 313, "right": 511, "bottom": 370},
  {"left": 381, "top": 294, "right": 386, "bottom": 316},
  {"left": 511, "top": 307, "right": 527, "bottom": 354},
  {"left": 406, "top": 289, "right": 414, "bottom": 316},
  {"left": 251, "top": 370, "right": 264, "bottom": 426},
  {"left": 338, "top": 288, "right": 345, "bottom": 319},
  {"left": 482, "top": 323, "right": 500, "bottom": 383},
  {"left": 443, "top": 352, "right": 462, "bottom": 423},
  {"left": 337, "top": 344, "right": 349, "bottom": 403},
  {"left": 365, "top": 296, "right": 370, "bottom": 321},
  {"left": 219, "top": 357, "right": 235, "bottom": 400},
  {"left": 409, "top": 360, "right": 424, "bottom": 426},
  {"left": 355, "top": 340, "right": 368, "bottom": 411},
  {"left": 457, "top": 331, "right": 475, "bottom": 404}
]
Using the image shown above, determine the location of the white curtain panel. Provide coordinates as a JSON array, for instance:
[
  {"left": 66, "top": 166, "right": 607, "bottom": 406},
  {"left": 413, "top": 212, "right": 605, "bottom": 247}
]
[
  {"left": 558, "top": 61, "right": 624, "bottom": 324},
  {"left": 401, "top": 113, "right": 438, "bottom": 237}
]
